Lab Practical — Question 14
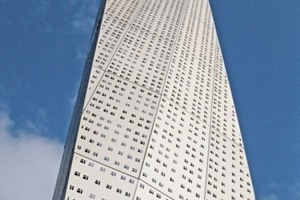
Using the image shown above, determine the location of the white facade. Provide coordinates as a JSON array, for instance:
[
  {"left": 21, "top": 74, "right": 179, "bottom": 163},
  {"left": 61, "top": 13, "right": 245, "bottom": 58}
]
[{"left": 54, "top": 0, "right": 255, "bottom": 199}]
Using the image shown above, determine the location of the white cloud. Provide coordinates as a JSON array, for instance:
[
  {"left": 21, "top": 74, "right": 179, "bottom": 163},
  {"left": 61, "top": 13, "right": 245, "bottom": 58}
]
[
  {"left": 289, "top": 182, "right": 300, "bottom": 198},
  {"left": 261, "top": 194, "right": 280, "bottom": 200},
  {"left": 76, "top": 47, "right": 88, "bottom": 61},
  {"left": 261, "top": 181, "right": 300, "bottom": 200},
  {"left": 71, "top": 0, "right": 100, "bottom": 33},
  {"left": 70, "top": 1, "right": 100, "bottom": 62},
  {"left": 270, "top": 182, "right": 282, "bottom": 189},
  {"left": 36, "top": 0, "right": 51, "bottom": 16},
  {"left": 0, "top": 111, "right": 63, "bottom": 200}
]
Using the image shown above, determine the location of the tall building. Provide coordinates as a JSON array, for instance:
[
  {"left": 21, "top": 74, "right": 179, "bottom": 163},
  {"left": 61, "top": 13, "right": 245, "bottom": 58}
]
[{"left": 53, "top": 0, "right": 255, "bottom": 200}]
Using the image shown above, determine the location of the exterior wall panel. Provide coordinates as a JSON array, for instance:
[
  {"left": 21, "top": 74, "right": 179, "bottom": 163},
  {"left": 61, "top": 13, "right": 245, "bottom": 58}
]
[{"left": 53, "top": 0, "right": 255, "bottom": 200}]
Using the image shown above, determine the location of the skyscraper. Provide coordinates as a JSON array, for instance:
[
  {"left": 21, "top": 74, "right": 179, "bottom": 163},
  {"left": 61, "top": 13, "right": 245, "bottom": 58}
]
[{"left": 53, "top": 0, "right": 255, "bottom": 199}]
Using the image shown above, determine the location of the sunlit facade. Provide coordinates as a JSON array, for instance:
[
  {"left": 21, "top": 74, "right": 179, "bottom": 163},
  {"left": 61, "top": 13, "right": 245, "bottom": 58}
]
[{"left": 53, "top": 0, "right": 255, "bottom": 199}]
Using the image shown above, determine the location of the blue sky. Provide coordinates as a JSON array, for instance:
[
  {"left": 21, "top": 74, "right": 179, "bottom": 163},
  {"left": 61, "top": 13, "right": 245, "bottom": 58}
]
[
  {"left": 210, "top": 1, "right": 300, "bottom": 199},
  {"left": 0, "top": 0, "right": 299, "bottom": 199}
]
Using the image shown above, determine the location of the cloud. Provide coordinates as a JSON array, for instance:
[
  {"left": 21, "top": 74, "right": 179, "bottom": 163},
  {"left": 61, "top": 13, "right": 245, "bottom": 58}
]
[
  {"left": 289, "top": 182, "right": 300, "bottom": 198},
  {"left": 70, "top": 0, "right": 100, "bottom": 62},
  {"left": 260, "top": 181, "right": 300, "bottom": 200},
  {"left": 270, "top": 182, "right": 282, "bottom": 189},
  {"left": 261, "top": 194, "right": 280, "bottom": 200},
  {"left": 71, "top": 0, "right": 100, "bottom": 33},
  {"left": 76, "top": 47, "right": 88, "bottom": 61},
  {"left": 0, "top": 111, "right": 63, "bottom": 200},
  {"left": 36, "top": 0, "right": 51, "bottom": 16}
]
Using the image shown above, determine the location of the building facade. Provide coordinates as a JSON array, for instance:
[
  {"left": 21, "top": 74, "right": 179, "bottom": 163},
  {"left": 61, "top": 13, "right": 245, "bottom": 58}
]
[{"left": 53, "top": 0, "right": 255, "bottom": 199}]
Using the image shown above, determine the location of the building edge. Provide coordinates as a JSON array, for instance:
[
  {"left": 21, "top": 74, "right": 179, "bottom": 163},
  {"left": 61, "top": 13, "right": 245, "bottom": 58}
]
[
  {"left": 52, "top": 1, "right": 107, "bottom": 199},
  {"left": 209, "top": 1, "right": 256, "bottom": 198}
]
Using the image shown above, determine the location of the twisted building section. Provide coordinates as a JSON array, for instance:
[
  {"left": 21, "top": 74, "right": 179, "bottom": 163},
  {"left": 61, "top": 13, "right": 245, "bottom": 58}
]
[{"left": 53, "top": 1, "right": 255, "bottom": 200}]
